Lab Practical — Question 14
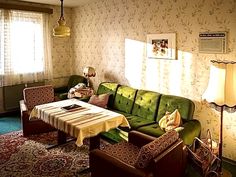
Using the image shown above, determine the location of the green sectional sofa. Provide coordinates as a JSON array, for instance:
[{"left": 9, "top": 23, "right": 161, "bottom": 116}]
[{"left": 97, "top": 82, "right": 201, "bottom": 145}]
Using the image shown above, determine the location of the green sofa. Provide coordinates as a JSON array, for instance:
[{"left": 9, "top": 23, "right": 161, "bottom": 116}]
[{"left": 97, "top": 82, "right": 201, "bottom": 145}]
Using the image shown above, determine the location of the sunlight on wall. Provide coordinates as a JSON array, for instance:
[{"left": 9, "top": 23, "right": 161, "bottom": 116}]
[
  {"left": 125, "top": 38, "right": 194, "bottom": 96},
  {"left": 124, "top": 38, "right": 145, "bottom": 88}
]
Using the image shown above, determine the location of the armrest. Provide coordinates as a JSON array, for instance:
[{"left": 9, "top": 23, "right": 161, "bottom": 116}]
[
  {"left": 19, "top": 100, "right": 29, "bottom": 123},
  {"left": 177, "top": 119, "right": 201, "bottom": 145},
  {"left": 151, "top": 139, "right": 185, "bottom": 177},
  {"left": 90, "top": 149, "right": 149, "bottom": 177},
  {"left": 19, "top": 100, "right": 27, "bottom": 112},
  {"left": 128, "top": 131, "right": 156, "bottom": 147}
]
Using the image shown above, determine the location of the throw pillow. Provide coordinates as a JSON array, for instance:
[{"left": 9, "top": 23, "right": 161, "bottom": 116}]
[
  {"left": 88, "top": 93, "right": 110, "bottom": 108},
  {"left": 134, "top": 130, "right": 179, "bottom": 169},
  {"left": 159, "top": 109, "right": 182, "bottom": 131}
]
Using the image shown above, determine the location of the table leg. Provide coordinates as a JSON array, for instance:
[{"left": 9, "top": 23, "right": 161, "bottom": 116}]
[
  {"left": 89, "top": 134, "right": 100, "bottom": 151},
  {"left": 79, "top": 134, "right": 101, "bottom": 175},
  {"left": 47, "top": 130, "right": 75, "bottom": 150},
  {"left": 58, "top": 130, "right": 67, "bottom": 144}
]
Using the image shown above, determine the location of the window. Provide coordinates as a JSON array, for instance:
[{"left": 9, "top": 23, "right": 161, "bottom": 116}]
[{"left": 0, "top": 9, "right": 52, "bottom": 86}]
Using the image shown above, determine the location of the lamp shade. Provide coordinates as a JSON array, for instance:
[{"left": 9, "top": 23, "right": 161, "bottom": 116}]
[
  {"left": 53, "top": 0, "right": 70, "bottom": 37},
  {"left": 53, "top": 17, "right": 70, "bottom": 37},
  {"left": 83, "top": 67, "right": 96, "bottom": 77},
  {"left": 202, "top": 60, "right": 236, "bottom": 107}
]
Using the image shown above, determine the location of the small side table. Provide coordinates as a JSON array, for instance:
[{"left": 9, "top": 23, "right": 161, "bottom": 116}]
[{"left": 68, "top": 87, "right": 94, "bottom": 100}]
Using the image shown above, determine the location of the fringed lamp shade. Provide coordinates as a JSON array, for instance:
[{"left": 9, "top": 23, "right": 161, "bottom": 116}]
[
  {"left": 202, "top": 60, "right": 236, "bottom": 108},
  {"left": 202, "top": 60, "right": 236, "bottom": 176}
]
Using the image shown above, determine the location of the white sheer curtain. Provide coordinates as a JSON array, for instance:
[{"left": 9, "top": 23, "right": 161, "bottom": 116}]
[{"left": 0, "top": 9, "right": 53, "bottom": 86}]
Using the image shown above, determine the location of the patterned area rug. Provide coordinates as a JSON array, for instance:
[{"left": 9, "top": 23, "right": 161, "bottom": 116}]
[{"left": 0, "top": 131, "right": 95, "bottom": 177}]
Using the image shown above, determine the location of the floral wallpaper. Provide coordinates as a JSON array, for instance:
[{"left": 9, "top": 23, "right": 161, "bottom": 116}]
[{"left": 72, "top": 0, "right": 236, "bottom": 160}]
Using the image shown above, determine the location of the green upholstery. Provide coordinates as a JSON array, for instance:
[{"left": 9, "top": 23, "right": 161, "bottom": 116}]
[
  {"left": 132, "top": 90, "right": 161, "bottom": 121},
  {"left": 110, "top": 109, "right": 132, "bottom": 118},
  {"left": 54, "top": 75, "right": 87, "bottom": 100},
  {"left": 126, "top": 115, "right": 156, "bottom": 130},
  {"left": 177, "top": 119, "right": 201, "bottom": 145},
  {"left": 68, "top": 75, "right": 87, "bottom": 89},
  {"left": 113, "top": 86, "right": 137, "bottom": 114},
  {"left": 156, "top": 95, "right": 195, "bottom": 122},
  {"left": 137, "top": 124, "right": 166, "bottom": 138},
  {"left": 96, "top": 82, "right": 201, "bottom": 146},
  {"left": 96, "top": 82, "right": 119, "bottom": 108},
  {"left": 137, "top": 120, "right": 201, "bottom": 145}
]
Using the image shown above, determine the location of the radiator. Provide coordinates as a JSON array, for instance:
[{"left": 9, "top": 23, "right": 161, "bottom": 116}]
[{"left": 3, "top": 82, "right": 45, "bottom": 111}]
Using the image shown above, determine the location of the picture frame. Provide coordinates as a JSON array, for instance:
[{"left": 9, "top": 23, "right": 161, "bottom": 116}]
[{"left": 147, "top": 33, "right": 176, "bottom": 59}]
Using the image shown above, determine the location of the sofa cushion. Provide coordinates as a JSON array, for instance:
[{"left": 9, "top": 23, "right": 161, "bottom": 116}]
[
  {"left": 134, "top": 130, "right": 179, "bottom": 169},
  {"left": 96, "top": 82, "right": 119, "bottom": 108},
  {"left": 113, "top": 86, "right": 137, "bottom": 114},
  {"left": 137, "top": 120, "right": 201, "bottom": 145},
  {"left": 88, "top": 93, "right": 110, "bottom": 108},
  {"left": 156, "top": 95, "right": 195, "bottom": 122},
  {"left": 159, "top": 109, "right": 182, "bottom": 131},
  {"left": 132, "top": 90, "right": 161, "bottom": 121},
  {"left": 110, "top": 109, "right": 132, "bottom": 118},
  {"left": 126, "top": 115, "right": 156, "bottom": 130},
  {"left": 137, "top": 124, "right": 165, "bottom": 137}
]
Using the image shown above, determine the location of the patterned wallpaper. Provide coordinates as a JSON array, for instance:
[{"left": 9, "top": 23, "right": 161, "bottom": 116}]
[{"left": 72, "top": 0, "right": 236, "bottom": 160}]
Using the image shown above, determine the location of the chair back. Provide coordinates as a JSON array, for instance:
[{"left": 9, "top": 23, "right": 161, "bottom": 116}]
[
  {"left": 67, "top": 75, "right": 87, "bottom": 90},
  {"left": 23, "top": 85, "right": 54, "bottom": 110}
]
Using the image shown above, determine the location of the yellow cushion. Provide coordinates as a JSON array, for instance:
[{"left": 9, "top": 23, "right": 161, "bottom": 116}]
[{"left": 159, "top": 109, "right": 182, "bottom": 131}]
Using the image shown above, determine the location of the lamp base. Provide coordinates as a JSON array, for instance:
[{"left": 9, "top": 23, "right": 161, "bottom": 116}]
[{"left": 220, "top": 168, "right": 232, "bottom": 177}]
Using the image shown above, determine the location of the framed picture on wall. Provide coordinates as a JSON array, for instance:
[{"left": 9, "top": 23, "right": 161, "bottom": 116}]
[{"left": 147, "top": 33, "right": 176, "bottom": 59}]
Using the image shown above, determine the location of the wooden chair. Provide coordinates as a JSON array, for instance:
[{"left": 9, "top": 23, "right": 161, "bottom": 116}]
[{"left": 20, "top": 85, "right": 55, "bottom": 136}]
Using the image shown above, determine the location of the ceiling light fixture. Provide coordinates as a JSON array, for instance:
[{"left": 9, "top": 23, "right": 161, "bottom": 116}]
[{"left": 53, "top": 0, "right": 70, "bottom": 37}]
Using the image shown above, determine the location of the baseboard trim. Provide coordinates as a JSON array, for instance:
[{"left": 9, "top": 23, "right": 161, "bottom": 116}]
[
  {"left": 223, "top": 157, "right": 236, "bottom": 166},
  {"left": 0, "top": 110, "right": 20, "bottom": 117}
]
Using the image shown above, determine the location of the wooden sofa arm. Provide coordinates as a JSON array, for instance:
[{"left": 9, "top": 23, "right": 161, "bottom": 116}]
[
  {"left": 128, "top": 130, "right": 156, "bottom": 147},
  {"left": 90, "top": 149, "right": 150, "bottom": 177}
]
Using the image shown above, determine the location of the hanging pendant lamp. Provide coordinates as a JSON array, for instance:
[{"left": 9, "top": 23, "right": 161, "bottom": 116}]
[{"left": 53, "top": 0, "right": 70, "bottom": 37}]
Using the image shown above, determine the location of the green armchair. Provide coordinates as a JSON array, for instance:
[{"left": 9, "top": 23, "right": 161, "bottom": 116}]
[{"left": 54, "top": 75, "right": 87, "bottom": 100}]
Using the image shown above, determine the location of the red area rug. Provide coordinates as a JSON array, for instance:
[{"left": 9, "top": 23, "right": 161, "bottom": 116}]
[{"left": 0, "top": 131, "right": 92, "bottom": 177}]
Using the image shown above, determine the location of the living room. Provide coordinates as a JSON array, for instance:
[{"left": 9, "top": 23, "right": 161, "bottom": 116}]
[{"left": 0, "top": 0, "right": 236, "bottom": 177}]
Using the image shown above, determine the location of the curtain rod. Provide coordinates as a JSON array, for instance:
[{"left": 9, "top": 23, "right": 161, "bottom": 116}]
[{"left": 0, "top": 3, "right": 53, "bottom": 14}]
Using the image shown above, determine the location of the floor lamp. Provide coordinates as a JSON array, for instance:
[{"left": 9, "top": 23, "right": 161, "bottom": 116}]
[{"left": 202, "top": 60, "right": 236, "bottom": 177}]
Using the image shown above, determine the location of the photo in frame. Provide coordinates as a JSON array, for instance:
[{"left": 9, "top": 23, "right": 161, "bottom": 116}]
[{"left": 147, "top": 33, "right": 176, "bottom": 59}]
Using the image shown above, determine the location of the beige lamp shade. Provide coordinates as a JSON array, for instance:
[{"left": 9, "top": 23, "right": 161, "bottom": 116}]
[
  {"left": 83, "top": 67, "right": 96, "bottom": 77},
  {"left": 202, "top": 60, "right": 236, "bottom": 107},
  {"left": 53, "top": 0, "right": 70, "bottom": 37},
  {"left": 53, "top": 17, "right": 70, "bottom": 37}
]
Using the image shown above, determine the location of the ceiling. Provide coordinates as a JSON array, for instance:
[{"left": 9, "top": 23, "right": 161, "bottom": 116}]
[{"left": 17, "top": 0, "right": 94, "bottom": 7}]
